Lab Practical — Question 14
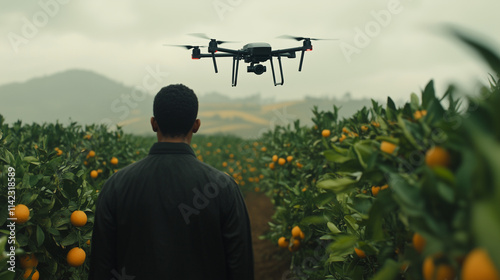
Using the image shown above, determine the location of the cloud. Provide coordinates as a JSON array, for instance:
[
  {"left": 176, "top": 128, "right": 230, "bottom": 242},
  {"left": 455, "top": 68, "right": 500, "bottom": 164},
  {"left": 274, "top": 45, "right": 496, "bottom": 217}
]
[{"left": 1, "top": 0, "right": 500, "bottom": 102}]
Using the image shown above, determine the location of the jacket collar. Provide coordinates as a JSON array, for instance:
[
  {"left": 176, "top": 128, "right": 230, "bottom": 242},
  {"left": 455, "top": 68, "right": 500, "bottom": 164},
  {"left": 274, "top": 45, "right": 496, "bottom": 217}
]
[{"left": 148, "top": 142, "right": 196, "bottom": 157}]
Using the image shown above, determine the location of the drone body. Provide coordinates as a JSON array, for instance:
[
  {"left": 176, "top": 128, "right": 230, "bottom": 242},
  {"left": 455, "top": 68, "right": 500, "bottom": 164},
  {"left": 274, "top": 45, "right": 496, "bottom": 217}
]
[{"left": 167, "top": 34, "right": 328, "bottom": 86}]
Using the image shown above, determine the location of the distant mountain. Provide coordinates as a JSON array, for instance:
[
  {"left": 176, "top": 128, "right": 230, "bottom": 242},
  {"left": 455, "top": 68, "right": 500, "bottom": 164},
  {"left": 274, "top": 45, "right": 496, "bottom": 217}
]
[
  {"left": 0, "top": 69, "right": 155, "bottom": 134},
  {"left": 0, "top": 69, "right": 373, "bottom": 138}
]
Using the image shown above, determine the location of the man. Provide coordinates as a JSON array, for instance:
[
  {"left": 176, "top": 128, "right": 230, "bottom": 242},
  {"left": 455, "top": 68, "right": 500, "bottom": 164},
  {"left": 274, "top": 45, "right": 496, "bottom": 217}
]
[{"left": 89, "top": 84, "right": 254, "bottom": 280}]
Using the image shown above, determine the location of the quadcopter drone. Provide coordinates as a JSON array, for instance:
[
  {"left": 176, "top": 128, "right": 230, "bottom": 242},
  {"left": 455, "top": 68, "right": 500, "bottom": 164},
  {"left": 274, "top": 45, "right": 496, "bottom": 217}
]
[{"left": 166, "top": 34, "right": 334, "bottom": 86}]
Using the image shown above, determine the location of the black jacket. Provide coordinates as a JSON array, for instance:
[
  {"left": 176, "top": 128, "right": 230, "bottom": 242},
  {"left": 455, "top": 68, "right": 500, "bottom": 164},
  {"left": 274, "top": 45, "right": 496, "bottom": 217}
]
[{"left": 89, "top": 142, "right": 254, "bottom": 280}]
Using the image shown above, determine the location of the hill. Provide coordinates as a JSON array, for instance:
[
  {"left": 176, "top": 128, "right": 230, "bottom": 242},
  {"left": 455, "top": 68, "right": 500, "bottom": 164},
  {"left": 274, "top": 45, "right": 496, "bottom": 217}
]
[{"left": 0, "top": 69, "right": 373, "bottom": 138}]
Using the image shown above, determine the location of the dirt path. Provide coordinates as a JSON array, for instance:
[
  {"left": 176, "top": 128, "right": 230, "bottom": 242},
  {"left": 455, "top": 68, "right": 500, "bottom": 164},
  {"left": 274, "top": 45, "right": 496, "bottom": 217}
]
[{"left": 244, "top": 191, "right": 291, "bottom": 280}]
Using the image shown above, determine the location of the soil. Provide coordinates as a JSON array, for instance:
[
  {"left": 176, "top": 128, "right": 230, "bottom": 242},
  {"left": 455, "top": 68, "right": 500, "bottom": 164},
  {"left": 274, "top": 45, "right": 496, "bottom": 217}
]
[{"left": 244, "top": 191, "right": 291, "bottom": 280}]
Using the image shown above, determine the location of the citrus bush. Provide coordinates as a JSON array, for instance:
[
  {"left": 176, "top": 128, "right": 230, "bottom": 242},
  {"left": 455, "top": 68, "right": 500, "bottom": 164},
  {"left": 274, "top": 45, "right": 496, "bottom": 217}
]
[
  {"left": 0, "top": 118, "right": 263, "bottom": 279},
  {"left": 258, "top": 31, "right": 500, "bottom": 279}
]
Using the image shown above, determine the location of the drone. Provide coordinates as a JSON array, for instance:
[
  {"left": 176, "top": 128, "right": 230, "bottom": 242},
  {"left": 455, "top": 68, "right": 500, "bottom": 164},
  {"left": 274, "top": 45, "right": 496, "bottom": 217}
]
[{"left": 165, "top": 33, "right": 334, "bottom": 86}]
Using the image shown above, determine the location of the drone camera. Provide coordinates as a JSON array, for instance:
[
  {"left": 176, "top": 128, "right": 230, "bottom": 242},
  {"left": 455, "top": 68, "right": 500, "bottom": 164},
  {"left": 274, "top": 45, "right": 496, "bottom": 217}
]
[{"left": 247, "top": 64, "right": 266, "bottom": 75}]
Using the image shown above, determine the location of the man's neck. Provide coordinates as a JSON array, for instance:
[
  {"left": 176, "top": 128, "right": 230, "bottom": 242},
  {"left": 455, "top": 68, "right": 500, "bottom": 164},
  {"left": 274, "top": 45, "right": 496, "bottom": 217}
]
[{"left": 157, "top": 134, "right": 191, "bottom": 145}]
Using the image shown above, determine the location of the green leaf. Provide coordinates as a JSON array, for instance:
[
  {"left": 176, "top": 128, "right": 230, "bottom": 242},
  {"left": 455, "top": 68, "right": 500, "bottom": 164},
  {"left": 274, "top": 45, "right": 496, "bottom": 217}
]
[
  {"left": 371, "top": 259, "right": 401, "bottom": 280},
  {"left": 422, "top": 80, "right": 436, "bottom": 109},
  {"left": 324, "top": 150, "right": 353, "bottom": 163},
  {"left": 353, "top": 140, "right": 375, "bottom": 168},
  {"left": 410, "top": 93, "right": 420, "bottom": 110},
  {"left": 317, "top": 177, "right": 359, "bottom": 193},
  {"left": 450, "top": 27, "right": 500, "bottom": 78},
  {"left": 301, "top": 215, "right": 328, "bottom": 225},
  {"left": 36, "top": 225, "right": 45, "bottom": 246},
  {"left": 61, "top": 231, "right": 78, "bottom": 246},
  {"left": 327, "top": 222, "right": 342, "bottom": 234},
  {"left": 326, "top": 235, "right": 358, "bottom": 258}
]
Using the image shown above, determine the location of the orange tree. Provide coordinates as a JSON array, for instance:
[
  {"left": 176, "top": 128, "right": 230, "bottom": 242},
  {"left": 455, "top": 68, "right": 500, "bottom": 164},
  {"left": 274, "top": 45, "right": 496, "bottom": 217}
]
[
  {"left": 258, "top": 30, "right": 500, "bottom": 279},
  {"left": 0, "top": 118, "right": 260, "bottom": 279},
  {"left": 0, "top": 121, "right": 151, "bottom": 279}
]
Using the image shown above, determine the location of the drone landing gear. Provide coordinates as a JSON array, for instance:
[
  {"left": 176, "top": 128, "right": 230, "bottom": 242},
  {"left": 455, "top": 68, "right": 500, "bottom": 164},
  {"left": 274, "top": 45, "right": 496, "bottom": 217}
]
[
  {"left": 269, "top": 55, "right": 284, "bottom": 86},
  {"left": 231, "top": 56, "right": 240, "bottom": 87}
]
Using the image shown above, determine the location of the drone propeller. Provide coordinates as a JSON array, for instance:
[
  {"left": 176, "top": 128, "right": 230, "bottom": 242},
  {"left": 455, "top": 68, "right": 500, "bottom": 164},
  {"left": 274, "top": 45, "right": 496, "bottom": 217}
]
[
  {"left": 163, "top": 44, "right": 205, "bottom": 50},
  {"left": 277, "top": 35, "right": 338, "bottom": 41},
  {"left": 188, "top": 33, "right": 238, "bottom": 45}
]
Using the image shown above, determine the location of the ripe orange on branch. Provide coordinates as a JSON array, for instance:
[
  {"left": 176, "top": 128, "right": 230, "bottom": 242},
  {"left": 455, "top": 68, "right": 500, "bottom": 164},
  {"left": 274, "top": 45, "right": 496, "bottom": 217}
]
[
  {"left": 354, "top": 248, "right": 367, "bottom": 259},
  {"left": 70, "top": 210, "right": 87, "bottom": 227},
  {"left": 278, "top": 237, "right": 289, "bottom": 248},
  {"left": 20, "top": 253, "right": 38, "bottom": 268},
  {"left": 289, "top": 238, "right": 300, "bottom": 252},
  {"left": 23, "top": 268, "right": 39, "bottom": 280},
  {"left": 422, "top": 255, "right": 455, "bottom": 280},
  {"left": 88, "top": 150, "right": 96, "bottom": 158},
  {"left": 90, "top": 170, "right": 98, "bottom": 179},
  {"left": 462, "top": 248, "right": 500, "bottom": 280},
  {"left": 322, "top": 129, "right": 331, "bottom": 138},
  {"left": 425, "top": 146, "right": 451, "bottom": 168},
  {"left": 380, "top": 141, "right": 397, "bottom": 154},
  {"left": 371, "top": 186, "right": 381, "bottom": 197},
  {"left": 278, "top": 158, "right": 286, "bottom": 165},
  {"left": 412, "top": 233, "right": 426, "bottom": 254},
  {"left": 67, "top": 247, "right": 86, "bottom": 267},
  {"left": 110, "top": 157, "right": 118, "bottom": 165},
  {"left": 12, "top": 204, "right": 30, "bottom": 224}
]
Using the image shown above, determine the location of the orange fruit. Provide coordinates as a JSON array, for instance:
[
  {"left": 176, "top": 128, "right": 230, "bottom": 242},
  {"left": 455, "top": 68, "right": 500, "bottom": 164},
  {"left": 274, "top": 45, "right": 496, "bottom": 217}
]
[
  {"left": 412, "top": 232, "right": 426, "bottom": 254},
  {"left": 278, "top": 237, "right": 289, "bottom": 248},
  {"left": 20, "top": 253, "right": 38, "bottom": 268},
  {"left": 371, "top": 186, "right": 381, "bottom": 197},
  {"left": 380, "top": 141, "right": 397, "bottom": 154},
  {"left": 462, "top": 248, "right": 500, "bottom": 280},
  {"left": 90, "top": 170, "right": 98, "bottom": 179},
  {"left": 278, "top": 158, "right": 286, "bottom": 165},
  {"left": 302, "top": 187, "right": 307, "bottom": 192},
  {"left": 371, "top": 121, "right": 380, "bottom": 127},
  {"left": 86, "top": 239, "right": 91, "bottom": 246},
  {"left": 88, "top": 150, "right": 96, "bottom": 158},
  {"left": 425, "top": 147, "right": 451, "bottom": 168},
  {"left": 67, "top": 247, "right": 86, "bottom": 267},
  {"left": 291, "top": 226, "right": 303, "bottom": 239},
  {"left": 287, "top": 155, "right": 293, "bottom": 162},
  {"left": 70, "top": 210, "right": 87, "bottom": 227},
  {"left": 361, "top": 125, "right": 369, "bottom": 132},
  {"left": 23, "top": 268, "right": 39, "bottom": 280},
  {"left": 381, "top": 184, "right": 389, "bottom": 190},
  {"left": 355, "top": 248, "right": 367, "bottom": 259},
  {"left": 423, "top": 255, "right": 455, "bottom": 280},
  {"left": 342, "top": 127, "right": 349, "bottom": 133},
  {"left": 57, "top": 149, "right": 63, "bottom": 156},
  {"left": 12, "top": 204, "right": 30, "bottom": 224},
  {"left": 322, "top": 129, "right": 331, "bottom": 138},
  {"left": 110, "top": 157, "right": 118, "bottom": 165},
  {"left": 289, "top": 239, "right": 300, "bottom": 252},
  {"left": 261, "top": 147, "right": 267, "bottom": 152},
  {"left": 272, "top": 155, "right": 278, "bottom": 162},
  {"left": 269, "top": 162, "right": 275, "bottom": 170}
]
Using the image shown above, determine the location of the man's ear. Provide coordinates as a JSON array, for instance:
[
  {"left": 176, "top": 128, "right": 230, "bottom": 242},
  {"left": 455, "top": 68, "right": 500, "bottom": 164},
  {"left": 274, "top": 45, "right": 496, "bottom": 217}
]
[
  {"left": 192, "top": 119, "right": 201, "bottom": 133},
  {"left": 151, "top": 117, "right": 158, "bottom": 132}
]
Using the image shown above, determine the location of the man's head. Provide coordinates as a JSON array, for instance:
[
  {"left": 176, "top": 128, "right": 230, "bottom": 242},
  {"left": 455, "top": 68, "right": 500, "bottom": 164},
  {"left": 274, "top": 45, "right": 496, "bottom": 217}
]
[{"left": 151, "top": 84, "right": 200, "bottom": 141}]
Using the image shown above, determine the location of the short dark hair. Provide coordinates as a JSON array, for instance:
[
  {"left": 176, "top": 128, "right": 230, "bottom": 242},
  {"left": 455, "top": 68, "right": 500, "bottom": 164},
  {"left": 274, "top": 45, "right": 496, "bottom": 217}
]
[{"left": 153, "top": 84, "right": 198, "bottom": 137}]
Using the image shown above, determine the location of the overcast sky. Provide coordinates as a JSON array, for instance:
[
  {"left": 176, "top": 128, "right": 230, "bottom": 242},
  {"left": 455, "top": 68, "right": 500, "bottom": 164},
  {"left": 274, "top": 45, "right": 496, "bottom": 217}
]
[{"left": 2, "top": 0, "right": 500, "bottom": 102}]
